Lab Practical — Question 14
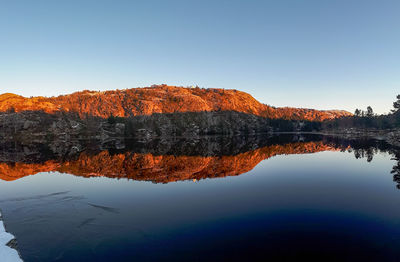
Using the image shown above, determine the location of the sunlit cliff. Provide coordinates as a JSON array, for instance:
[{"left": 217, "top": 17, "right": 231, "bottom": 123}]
[{"left": 0, "top": 85, "right": 351, "bottom": 121}]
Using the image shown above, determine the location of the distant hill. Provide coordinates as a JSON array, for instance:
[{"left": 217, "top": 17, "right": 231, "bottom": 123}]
[{"left": 0, "top": 85, "right": 352, "bottom": 121}]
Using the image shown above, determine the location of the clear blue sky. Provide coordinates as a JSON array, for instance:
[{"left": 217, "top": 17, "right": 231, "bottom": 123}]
[{"left": 1, "top": 0, "right": 399, "bottom": 114}]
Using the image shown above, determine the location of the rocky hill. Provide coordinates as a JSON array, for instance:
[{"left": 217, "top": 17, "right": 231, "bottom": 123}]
[{"left": 0, "top": 85, "right": 352, "bottom": 121}]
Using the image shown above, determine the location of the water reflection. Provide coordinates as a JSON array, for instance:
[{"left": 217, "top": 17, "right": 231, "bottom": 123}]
[
  {"left": 338, "top": 138, "right": 400, "bottom": 188},
  {"left": 1, "top": 135, "right": 399, "bottom": 187},
  {"left": 391, "top": 152, "right": 400, "bottom": 188},
  {"left": 1, "top": 134, "right": 400, "bottom": 261}
]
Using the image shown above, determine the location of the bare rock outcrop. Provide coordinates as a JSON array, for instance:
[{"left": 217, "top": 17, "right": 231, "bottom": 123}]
[{"left": 0, "top": 85, "right": 352, "bottom": 121}]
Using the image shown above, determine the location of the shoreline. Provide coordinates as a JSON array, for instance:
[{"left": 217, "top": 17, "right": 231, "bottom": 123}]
[
  {"left": 0, "top": 210, "right": 23, "bottom": 261},
  {"left": 270, "top": 130, "right": 400, "bottom": 148}
]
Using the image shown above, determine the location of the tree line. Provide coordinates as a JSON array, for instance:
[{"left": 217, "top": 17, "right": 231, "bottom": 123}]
[{"left": 324, "top": 94, "right": 400, "bottom": 130}]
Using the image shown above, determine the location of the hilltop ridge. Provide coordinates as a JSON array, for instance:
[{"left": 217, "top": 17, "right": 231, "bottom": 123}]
[{"left": 0, "top": 85, "right": 352, "bottom": 121}]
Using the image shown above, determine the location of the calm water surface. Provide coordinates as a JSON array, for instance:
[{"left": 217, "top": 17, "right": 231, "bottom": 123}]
[{"left": 0, "top": 135, "right": 400, "bottom": 261}]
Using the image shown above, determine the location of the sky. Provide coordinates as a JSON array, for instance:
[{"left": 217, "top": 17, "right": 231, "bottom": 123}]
[{"left": 0, "top": 0, "right": 399, "bottom": 114}]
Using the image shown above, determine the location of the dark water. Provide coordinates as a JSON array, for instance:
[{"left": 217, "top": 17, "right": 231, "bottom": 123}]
[{"left": 1, "top": 135, "right": 400, "bottom": 261}]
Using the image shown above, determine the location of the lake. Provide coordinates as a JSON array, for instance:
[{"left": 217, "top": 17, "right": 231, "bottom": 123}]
[{"left": 1, "top": 135, "right": 400, "bottom": 261}]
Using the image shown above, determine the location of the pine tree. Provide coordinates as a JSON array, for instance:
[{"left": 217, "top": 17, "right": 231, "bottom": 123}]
[
  {"left": 392, "top": 94, "right": 400, "bottom": 113},
  {"left": 366, "top": 106, "right": 374, "bottom": 117}
]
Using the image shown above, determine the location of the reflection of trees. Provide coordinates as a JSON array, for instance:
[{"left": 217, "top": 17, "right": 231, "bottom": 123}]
[
  {"left": 353, "top": 148, "right": 376, "bottom": 162},
  {"left": 346, "top": 140, "right": 400, "bottom": 189},
  {"left": 391, "top": 152, "right": 400, "bottom": 189}
]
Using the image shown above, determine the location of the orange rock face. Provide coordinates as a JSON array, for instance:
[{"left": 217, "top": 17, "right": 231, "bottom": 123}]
[
  {"left": 0, "top": 141, "right": 343, "bottom": 183},
  {"left": 0, "top": 85, "right": 352, "bottom": 121}
]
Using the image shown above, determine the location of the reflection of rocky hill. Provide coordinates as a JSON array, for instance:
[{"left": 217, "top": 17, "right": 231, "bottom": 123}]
[
  {"left": 57, "top": 142, "right": 339, "bottom": 183},
  {"left": 0, "top": 85, "right": 351, "bottom": 121},
  {"left": 0, "top": 140, "right": 339, "bottom": 183},
  {"left": 0, "top": 161, "right": 59, "bottom": 181},
  {"left": 2, "top": 135, "right": 398, "bottom": 186}
]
